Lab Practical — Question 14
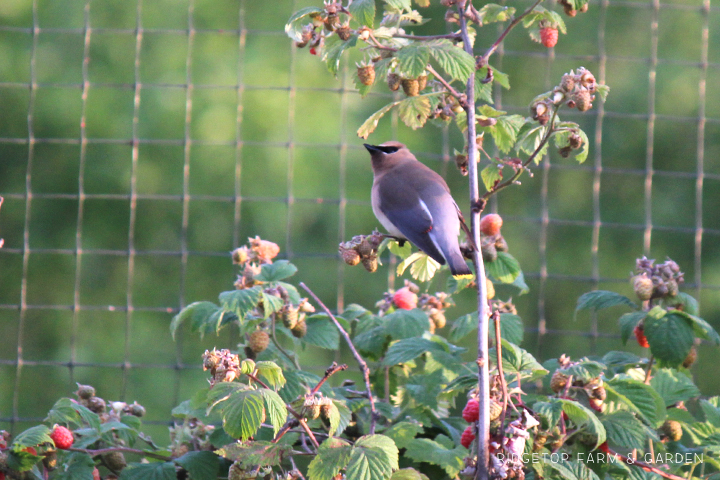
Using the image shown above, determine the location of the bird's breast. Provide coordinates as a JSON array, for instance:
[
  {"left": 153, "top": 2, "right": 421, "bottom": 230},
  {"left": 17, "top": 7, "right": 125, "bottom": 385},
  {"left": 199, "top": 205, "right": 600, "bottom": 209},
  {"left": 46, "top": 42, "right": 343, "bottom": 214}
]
[{"left": 371, "top": 182, "right": 406, "bottom": 239}]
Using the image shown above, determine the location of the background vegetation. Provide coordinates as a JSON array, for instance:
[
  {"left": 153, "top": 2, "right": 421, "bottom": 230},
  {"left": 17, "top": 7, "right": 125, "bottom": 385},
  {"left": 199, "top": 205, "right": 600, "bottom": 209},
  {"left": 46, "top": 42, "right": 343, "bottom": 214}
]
[{"left": 1, "top": 0, "right": 719, "bottom": 448}]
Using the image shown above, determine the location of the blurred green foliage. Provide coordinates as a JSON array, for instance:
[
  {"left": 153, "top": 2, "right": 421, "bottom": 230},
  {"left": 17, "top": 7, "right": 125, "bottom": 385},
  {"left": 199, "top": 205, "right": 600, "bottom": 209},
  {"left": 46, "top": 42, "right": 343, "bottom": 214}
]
[{"left": 1, "top": 0, "right": 719, "bottom": 446}]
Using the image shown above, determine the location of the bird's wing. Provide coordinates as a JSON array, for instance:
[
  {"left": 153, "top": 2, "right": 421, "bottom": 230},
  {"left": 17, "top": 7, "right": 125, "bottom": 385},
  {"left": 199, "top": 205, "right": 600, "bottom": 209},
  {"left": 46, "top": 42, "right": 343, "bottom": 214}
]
[{"left": 375, "top": 172, "right": 446, "bottom": 265}]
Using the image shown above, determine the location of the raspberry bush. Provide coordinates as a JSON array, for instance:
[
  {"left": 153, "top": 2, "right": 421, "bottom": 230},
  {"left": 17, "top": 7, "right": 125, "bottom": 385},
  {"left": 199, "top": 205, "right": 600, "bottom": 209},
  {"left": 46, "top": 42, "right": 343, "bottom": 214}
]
[{"left": 3, "top": 2, "right": 720, "bottom": 480}]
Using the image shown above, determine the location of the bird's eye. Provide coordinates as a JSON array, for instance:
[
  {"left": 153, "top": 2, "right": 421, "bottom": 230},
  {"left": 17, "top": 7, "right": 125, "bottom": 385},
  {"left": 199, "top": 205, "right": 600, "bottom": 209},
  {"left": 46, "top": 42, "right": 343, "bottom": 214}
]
[{"left": 377, "top": 146, "right": 400, "bottom": 154}]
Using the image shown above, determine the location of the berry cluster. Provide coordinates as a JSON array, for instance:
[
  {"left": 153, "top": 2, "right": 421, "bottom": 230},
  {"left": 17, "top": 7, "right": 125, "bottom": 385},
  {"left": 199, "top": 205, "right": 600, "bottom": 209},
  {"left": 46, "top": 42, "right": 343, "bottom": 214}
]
[
  {"left": 338, "top": 231, "right": 384, "bottom": 272},
  {"left": 294, "top": 1, "right": 351, "bottom": 55},
  {"left": 531, "top": 67, "right": 599, "bottom": 136},
  {"left": 557, "top": 0, "right": 589, "bottom": 17},
  {"left": 480, "top": 214, "right": 508, "bottom": 267},
  {"left": 550, "top": 355, "right": 606, "bottom": 412},
  {"left": 375, "top": 280, "right": 455, "bottom": 333},
  {"left": 632, "top": 256, "right": 684, "bottom": 302}
]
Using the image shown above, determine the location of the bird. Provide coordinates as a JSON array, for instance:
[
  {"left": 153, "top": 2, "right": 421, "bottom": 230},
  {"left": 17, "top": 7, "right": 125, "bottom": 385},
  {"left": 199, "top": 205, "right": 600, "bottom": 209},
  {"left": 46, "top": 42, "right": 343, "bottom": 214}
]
[{"left": 364, "top": 141, "right": 473, "bottom": 278}]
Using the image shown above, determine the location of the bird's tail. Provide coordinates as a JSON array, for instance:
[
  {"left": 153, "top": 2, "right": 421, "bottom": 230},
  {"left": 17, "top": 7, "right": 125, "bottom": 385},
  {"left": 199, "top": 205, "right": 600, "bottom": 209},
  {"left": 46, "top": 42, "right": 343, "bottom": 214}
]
[{"left": 446, "top": 248, "right": 473, "bottom": 278}]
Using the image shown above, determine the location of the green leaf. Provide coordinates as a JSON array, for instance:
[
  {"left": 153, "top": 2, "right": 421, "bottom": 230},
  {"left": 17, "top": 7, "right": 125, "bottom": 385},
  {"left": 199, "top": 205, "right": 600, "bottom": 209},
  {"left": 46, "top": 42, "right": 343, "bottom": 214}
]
[
  {"left": 404, "top": 437, "right": 466, "bottom": 477},
  {"left": 170, "top": 301, "right": 219, "bottom": 340},
  {"left": 385, "top": 309, "right": 429, "bottom": 339},
  {"left": 308, "top": 438, "right": 354, "bottom": 480},
  {"left": 11, "top": 425, "right": 52, "bottom": 451},
  {"left": 427, "top": 39, "right": 475, "bottom": 82},
  {"left": 119, "top": 462, "right": 177, "bottom": 480},
  {"left": 261, "top": 291, "right": 285, "bottom": 318},
  {"left": 215, "top": 440, "right": 291, "bottom": 467},
  {"left": 595, "top": 84, "right": 610, "bottom": 102},
  {"left": 357, "top": 101, "right": 399, "bottom": 139},
  {"left": 255, "top": 260, "right": 297, "bottom": 282},
  {"left": 605, "top": 378, "right": 666, "bottom": 426},
  {"left": 476, "top": 3, "right": 516, "bottom": 24},
  {"left": 384, "top": 0, "right": 412, "bottom": 12},
  {"left": 350, "top": 0, "right": 376, "bottom": 27},
  {"left": 619, "top": 311, "right": 646, "bottom": 345},
  {"left": 261, "top": 389, "right": 288, "bottom": 436},
  {"left": 494, "top": 340, "right": 547, "bottom": 380},
  {"left": 481, "top": 164, "right": 503, "bottom": 192},
  {"left": 665, "top": 292, "right": 699, "bottom": 316},
  {"left": 207, "top": 383, "right": 264, "bottom": 441},
  {"left": 534, "top": 401, "right": 563, "bottom": 430},
  {"left": 303, "top": 314, "right": 341, "bottom": 350},
  {"left": 602, "top": 411, "right": 647, "bottom": 450},
  {"left": 285, "top": 7, "right": 323, "bottom": 41},
  {"left": 574, "top": 128, "right": 590, "bottom": 164},
  {"left": 475, "top": 76, "right": 493, "bottom": 103},
  {"left": 390, "top": 469, "right": 429, "bottom": 480},
  {"left": 174, "top": 451, "right": 219, "bottom": 480},
  {"left": 396, "top": 44, "right": 430, "bottom": 78},
  {"left": 563, "top": 359, "right": 606, "bottom": 382},
  {"left": 387, "top": 240, "right": 413, "bottom": 259},
  {"left": 491, "top": 66, "right": 509, "bottom": 89},
  {"left": 409, "top": 253, "right": 442, "bottom": 282},
  {"left": 385, "top": 422, "right": 424, "bottom": 449},
  {"left": 46, "top": 398, "right": 101, "bottom": 431},
  {"left": 488, "top": 115, "right": 525, "bottom": 153},
  {"left": 333, "top": 400, "right": 353, "bottom": 437},
  {"left": 486, "top": 252, "right": 522, "bottom": 284},
  {"left": 219, "top": 286, "right": 262, "bottom": 323},
  {"left": 255, "top": 361, "right": 286, "bottom": 390},
  {"left": 495, "top": 313, "right": 524, "bottom": 345},
  {"left": 515, "top": 122, "right": 549, "bottom": 157},
  {"left": 449, "top": 313, "right": 476, "bottom": 343},
  {"left": 676, "top": 311, "right": 720, "bottom": 345},
  {"left": 5, "top": 450, "right": 42, "bottom": 472},
  {"left": 644, "top": 311, "right": 695, "bottom": 367},
  {"left": 383, "top": 338, "right": 446, "bottom": 365},
  {"left": 555, "top": 399, "right": 606, "bottom": 448},
  {"left": 575, "top": 290, "right": 636, "bottom": 318},
  {"left": 54, "top": 452, "right": 96, "bottom": 480},
  {"left": 398, "top": 95, "right": 432, "bottom": 130},
  {"left": 650, "top": 369, "right": 700, "bottom": 407},
  {"left": 602, "top": 350, "right": 643, "bottom": 368}
]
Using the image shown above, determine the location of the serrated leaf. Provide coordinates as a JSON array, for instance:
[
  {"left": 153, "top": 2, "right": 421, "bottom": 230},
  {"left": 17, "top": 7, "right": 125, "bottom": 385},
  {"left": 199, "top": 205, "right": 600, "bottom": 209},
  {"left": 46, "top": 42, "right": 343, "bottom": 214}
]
[
  {"left": 261, "top": 292, "right": 285, "bottom": 318},
  {"left": 396, "top": 44, "right": 430, "bottom": 78},
  {"left": 563, "top": 359, "right": 606, "bottom": 382},
  {"left": 333, "top": 400, "right": 353, "bottom": 436},
  {"left": 285, "top": 7, "right": 323, "bottom": 41},
  {"left": 595, "top": 84, "right": 610, "bottom": 102},
  {"left": 446, "top": 274, "right": 475, "bottom": 294},
  {"left": 261, "top": 389, "right": 288, "bottom": 436},
  {"left": 665, "top": 292, "right": 699, "bottom": 316},
  {"left": 404, "top": 437, "right": 466, "bottom": 477},
  {"left": 486, "top": 252, "right": 522, "bottom": 283},
  {"left": 207, "top": 383, "right": 264, "bottom": 441},
  {"left": 449, "top": 313, "right": 476, "bottom": 343},
  {"left": 308, "top": 439, "right": 354, "bottom": 480},
  {"left": 384, "top": 0, "right": 412, "bottom": 12},
  {"left": 358, "top": 101, "right": 399, "bottom": 139},
  {"left": 602, "top": 350, "right": 642, "bottom": 368},
  {"left": 387, "top": 240, "right": 413, "bottom": 259},
  {"left": 573, "top": 129, "right": 590, "bottom": 164},
  {"left": 174, "top": 451, "right": 219, "bottom": 480},
  {"left": 255, "top": 361, "right": 286, "bottom": 390},
  {"left": 170, "top": 301, "right": 219, "bottom": 340},
  {"left": 605, "top": 378, "right": 666, "bottom": 426},
  {"left": 323, "top": 36, "right": 357, "bottom": 77},
  {"left": 219, "top": 286, "right": 262, "bottom": 323},
  {"left": 515, "top": 122, "right": 549, "bottom": 157},
  {"left": 534, "top": 401, "right": 563, "bottom": 430},
  {"left": 481, "top": 164, "right": 503, "bottom": 192},
  {"left": 303, "top": 314, "right": 341, "bottom": 350},
  {"left": 385, "top": 309, "right": 429, "bottom": 339},
  {"left": 12, "top": 425, "right": 52, "bottom": 451},
  {"left": 491, "top": 65, "right": 510, "bottom": 89},
  {"left": 6, "top": 450, "right": 42, "bottom": 472},
  {"left": 575, "top": 290, "right": 637, "bottom": 318},
  {"left": 46, "top": 398, "right": 101, "bottom": 431},
  {"left": 644, "top": 311, "right": 695, "bottom": 367},
  {"left": 476, "top": 3, "right": 516, "bottom": 24},
  {"left": 119, "top": 463, "right": 177, "bottom": 480},
  {"left": 494, "top": 313, "right": 524, "bottom": 345},
  {"left": 619, "top": 311, "right": 646, "bottom": 345},
  {"left": 676, "top": 310, "right": 720, "bottom": 345},
  {"left": 385, "top": 422, "right": 424, "bottom": 449},
  {"left": 555, "top": 399, "right": 606, "bottom": 448},
  {"left": 390, "top": 469, "right": 429, "bottom": 480},
  {"left": 355, "top": 435, "right": 400, "bottom": 469},
  {"left": 383, "top": 338, "right": 446, "bottom": 365},
  {"left": 493, "top": 339, "right": 547, "bottom": 380},
  {"left": 215, "top": 441, "right": 291, "bottom": 467},
  {"left": 475, "top": 75, "right": 493, "bottom": 103},
  {"left": 650, "top": 369, "right": 700, "bottom": 407},
  {"left": 409, "top": 252, "right": 442, "bottom": 282},
  {"left": 427, "top": 39, "right": 475, "bottom": 82},
  {"left": 54, "top": 452, "right": 96, "bottom": 480},
  {"left": 255, "top": 260, "right": 297, "bottom": 282},
  {"left": 398, "top": 95, "right": 432, "bottom": 130},
  {"left": 350, "top": 0, "right": 376, "bottom": 27},
  {"left": 602, "top": 411, "right": 647, "bottom": 450}
]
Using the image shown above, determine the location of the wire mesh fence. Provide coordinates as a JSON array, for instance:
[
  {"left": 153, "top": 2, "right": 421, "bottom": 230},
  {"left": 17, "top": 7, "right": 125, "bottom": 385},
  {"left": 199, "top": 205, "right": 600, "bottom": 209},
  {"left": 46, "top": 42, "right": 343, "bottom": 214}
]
[{"left": 0, "top": 0, "right": 719, "bottom": 440}]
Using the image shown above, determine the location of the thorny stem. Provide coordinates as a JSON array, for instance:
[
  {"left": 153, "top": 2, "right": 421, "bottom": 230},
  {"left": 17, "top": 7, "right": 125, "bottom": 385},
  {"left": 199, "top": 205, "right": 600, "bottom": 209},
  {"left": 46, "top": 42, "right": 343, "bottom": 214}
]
[
  {"left": 271, "top": 314, "right": 301, "bottom": 370},
  {"left": 393, "top": 33, "right": 462, "bottom": 41},
  {"left": 494, "top": 311, "right": 510, "bottom": 443},
  {"left": 426, "top": 65, "right": 466, "bottom": 106},
  {"left": 67, "top": 447, "right": 170, "bottom": 462},
  {"left": 298, "top": 418, "right": 321, "bottom": 449},
  {"left": 246, "top": 372, "right": 272, "bottom": 391},
  {"left": 300, "top": 282, "right": 378, "bottom": 434},
  {"left": 477, "top": 0, "right": 544, "bottom": 65},
  {"left": 310, "top": 362, "right": 348, "bottom": 394},
  {"left": 607, "top": 446, "right": 691, "bottom": 480},
  {"left": 457, "top": 2, "right": 490, "bottom": 480},
  {"left": 644, "top": 355, "right": 654, "bottom": 385}
]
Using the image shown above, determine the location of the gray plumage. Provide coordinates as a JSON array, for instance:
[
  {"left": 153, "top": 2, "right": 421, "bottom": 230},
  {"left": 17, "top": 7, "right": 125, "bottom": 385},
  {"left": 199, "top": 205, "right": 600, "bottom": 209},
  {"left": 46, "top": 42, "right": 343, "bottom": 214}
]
[{"left": 364, "top": 141, "right": 472, "bottom": 277}]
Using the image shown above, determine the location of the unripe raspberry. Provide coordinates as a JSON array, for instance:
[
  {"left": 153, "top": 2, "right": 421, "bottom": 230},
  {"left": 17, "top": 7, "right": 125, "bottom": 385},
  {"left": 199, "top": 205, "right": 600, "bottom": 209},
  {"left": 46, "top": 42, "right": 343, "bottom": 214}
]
[
  {"left": 248, "top": 330, "right": 270, "bottom": 353},
  {"left": 550, "top": 370, "right": 569, "bottom": 393},
  {"left": 579, "top": 3, "right": 589, "bottom": 12},
  {"left": 282, "top": 305, "right": 300, "bottom": 329},
  {"left": 320, "top": 402, "right": 333, "bottom": 419},
  {"left": 417, "top": 75, "right": 428, "bottom": 92},
  {"left": 228, "top": 462, "right": 245, "bottom": 480},
  {"left": 540, "top": 27, "right": 558, "bottom": 48},
  {"left": 633, "top": 274, "right": 654, "bottom": 301},
  {"left": 128, "top": 402, "right": 146, "bottom": 418},
  {"left": 76, "top": 383, "right": 96, "bottom": 400},
  {"left": 357, "top": 65, "right": 376, "bottom": 86},
  {"left": 486, "top": 278, "right": 495, "bottom": 301},
  {"left": 489, "top": 399, "right": 502, "bottom": 421},
  {"left": 661, "top": 420, "right": 683, "bottom": 441},
  {"left": 561, "top": 75, "right": 575, "bottom": 92},
  {"left": 533, "top": 433, "right": 547, "bottom": 452},
  {"left": 430, "top": 309, "right": 446, "bottom": 329},
  {"left": 575, "top": 89, "right": 593, "bottom": 111},
  {"left": 292, "top": 319, "right": 307, "bottom": 338},
  {"left": 482, "top": 241, "right": 498, "bottom": 263},
  {"left": 495, "top": 236, "right": 508, "bottom": 253},
  {"left": 462, "top": 398, "right": 480, "bottom": 422},
  {"left": 569, "top": 133, "right": 583, "bottom": 149},
  {"left": 231, "top": 246, "right": 249, "bottom": 265},
  {"left": 93, "top": 468, "right": 101, "bottom": 480},
  {"left": 336, "top": 25, "right": 352, "bottom": 41},
  {"left": 393, "top": 287, "right": 418, "bottom": 310},
  {"left": 401, "top": 78, "right": 420, "bottom": 97},
  {"left": 480, "top": 214, "right": 503, "bottom": 236},
  {"left": 387, "top": 73, "right": 401, "bottom": 91},
  {"left": 564, "top": 4, "right": 577, "bottom": 16},
  {"left": 667, "top": 279, "right": 679, "bottom": 297},
  {"left": 591, "top": 386, "right": 607, "bottom": 401},
  {"left": 104, "top": 451, "right": 127, "bottom": 471},
  {"left": 589, "top": 398, "right": 604, "bottom": 413},
  {"left": 634, "top": 324, "right": 649, "bottom": 348},
  {"left": 362, "top": 255, "right": 378, "bottom": 273},
  {"left": 682, "top": 346, "right": 697, "bottom": 368},
  {"left": 302, "top": 398, "right": 321, "bottom": 420},
  {"left": 357, "top": 237, "right": 375, "bottom": 257},
  {"left": 43, "top": 450, "right": 58, "bottom": 470},
  {"left": 49, "top": 426, "right": 74, "bottom": 450},
  {"left": 460, "top": 426, "right": 475, "bottom": 449}
]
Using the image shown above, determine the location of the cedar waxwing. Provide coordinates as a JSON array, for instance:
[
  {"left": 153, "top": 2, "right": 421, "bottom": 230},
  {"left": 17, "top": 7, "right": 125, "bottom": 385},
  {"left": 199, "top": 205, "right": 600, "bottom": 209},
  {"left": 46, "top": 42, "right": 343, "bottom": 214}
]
[{"left": 364, "top": 141, "right": 473, "bottom": 278}]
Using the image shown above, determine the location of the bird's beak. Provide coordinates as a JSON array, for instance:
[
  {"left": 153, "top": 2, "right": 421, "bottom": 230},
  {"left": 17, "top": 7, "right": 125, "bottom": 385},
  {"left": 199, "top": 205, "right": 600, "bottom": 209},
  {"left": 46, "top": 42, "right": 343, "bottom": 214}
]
[{"left": 363, "top": 143, "right": 382, "bottom": 153}]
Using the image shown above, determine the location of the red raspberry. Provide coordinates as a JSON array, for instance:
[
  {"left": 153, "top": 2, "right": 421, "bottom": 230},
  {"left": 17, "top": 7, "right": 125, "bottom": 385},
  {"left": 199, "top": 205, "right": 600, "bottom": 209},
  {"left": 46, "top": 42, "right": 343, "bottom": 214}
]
[
  {"left": 460, "top": 425, "right": 476, "bottom": 449},
  {"left": 0, "top": 472, "right": 5, "bottom": 480},
  {"left": 598, "top": 442, "right": 610, "bottom": 453},
  {"left": 49, "top": 425, "right": 74, "bottom": 450},
  {"left": 462, "top": 398, "right": 480, "bottom": 423},
  {"left": 480, "top": 214, "right": 503, "bottom": 236},
  {"left": 309, "top": 47, "right": 318, "bottom": 55},
  {"left": 589, "top": 398, "right": 604, "bottom": 413},
  {"left": 633, "top": 324, "right": 649, "bottom": 348},
  {"left": 392, "top": 287, "right": 418, "bottom": 310},
  {"left": 540, "top": 27, "right": 558, "bottom": 48},
  {"left": 92, "top": 468, "right": 101, "bottom": 480}
]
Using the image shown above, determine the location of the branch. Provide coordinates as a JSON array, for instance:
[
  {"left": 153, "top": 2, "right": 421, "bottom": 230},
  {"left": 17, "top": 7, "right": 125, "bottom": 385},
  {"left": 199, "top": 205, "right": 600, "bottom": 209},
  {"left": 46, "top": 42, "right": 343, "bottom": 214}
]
[
  {"left": 426, "top": 65, "right": 466, "bottom": 106},
  {"left": 298, "top": 418, "right": 321, "bottom": 449},
  {"left": 493, "top": 311, "right": 510, "bottom": 442},
  {"left": 478, "top": 0, "right": 544, "bottom": 65},
  {"left": 644, "top": 355, "right": 654, "bottom": 385},
  {"left": 311, "top": 362, "right": 348, "bottom": 395},
  {"left": 300, "top": 282, "right": 379, "bottom": 434},
  {"left": 608, "top": 447, "right": 690, "bottom": 480},
  {"left": 393, "top": 33, "right": 462, "bottom": 41},
  {"left": 245, "top": 372, "right": 272, "bottom": 391},
  {"left": 67, "top": 447, "right": 170, "bottom": 462}
]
